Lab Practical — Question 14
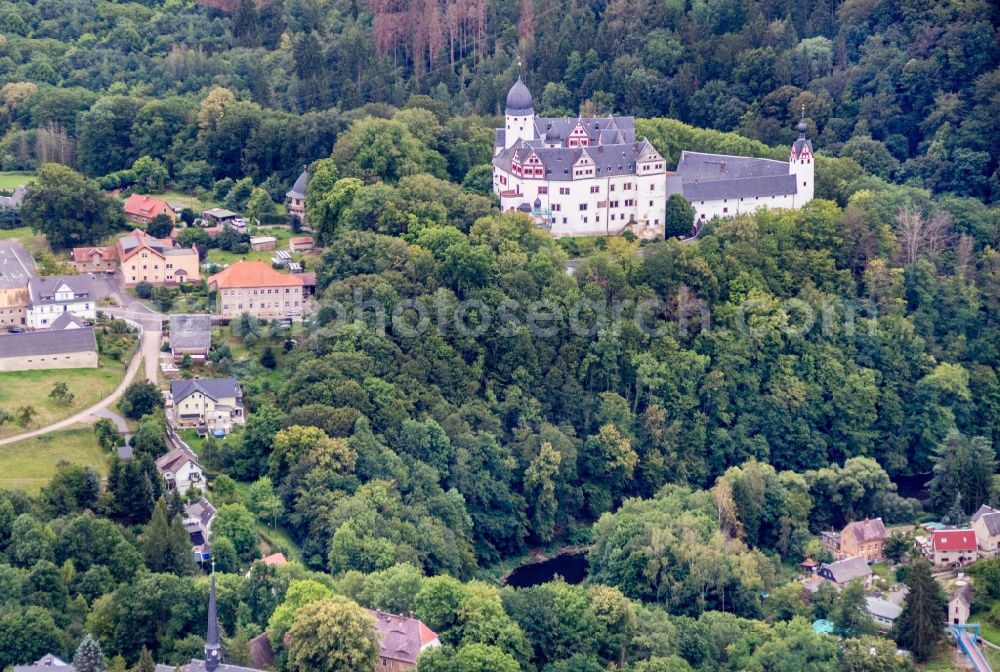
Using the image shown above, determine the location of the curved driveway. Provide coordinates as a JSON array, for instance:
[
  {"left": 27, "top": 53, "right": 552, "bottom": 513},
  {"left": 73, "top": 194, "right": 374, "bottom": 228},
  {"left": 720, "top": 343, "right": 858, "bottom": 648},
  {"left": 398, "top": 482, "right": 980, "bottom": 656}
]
[{"left": 0, "top": 302, "right": 166, "bottom": 447}]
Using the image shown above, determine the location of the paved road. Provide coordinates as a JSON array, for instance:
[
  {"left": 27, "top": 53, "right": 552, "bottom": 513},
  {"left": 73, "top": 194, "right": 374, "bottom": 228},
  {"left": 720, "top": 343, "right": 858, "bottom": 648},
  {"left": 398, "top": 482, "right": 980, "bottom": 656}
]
[
  {"left": 105, "top": 301, "right": 166, "bottom": 381},
  {"left": 0, "top": 285, "right": 168, "bottom": 447},
  {"left": 0, "top": 327, "right": 151, "bottom": 447},
  {"left": 0, "top": 239, "right": 36, "bottom": 288}
]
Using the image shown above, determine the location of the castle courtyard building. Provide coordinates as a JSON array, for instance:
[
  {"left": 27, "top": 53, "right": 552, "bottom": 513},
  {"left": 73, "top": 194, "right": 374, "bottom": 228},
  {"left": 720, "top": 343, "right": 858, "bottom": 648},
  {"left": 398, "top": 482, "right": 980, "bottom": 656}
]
[{"left": 493, "top": 76, "right": 667, "bottom": 239}]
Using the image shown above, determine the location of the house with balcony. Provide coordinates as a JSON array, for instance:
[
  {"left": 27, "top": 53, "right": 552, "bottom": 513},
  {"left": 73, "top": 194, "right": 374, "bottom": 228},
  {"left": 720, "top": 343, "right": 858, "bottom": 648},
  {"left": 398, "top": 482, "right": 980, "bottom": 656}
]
[
  {"left": 169, "top": 377, "right": 245, "bottom": 433},
  {"left": 155, "top": 446, "right": 204, "bottom": 495}
]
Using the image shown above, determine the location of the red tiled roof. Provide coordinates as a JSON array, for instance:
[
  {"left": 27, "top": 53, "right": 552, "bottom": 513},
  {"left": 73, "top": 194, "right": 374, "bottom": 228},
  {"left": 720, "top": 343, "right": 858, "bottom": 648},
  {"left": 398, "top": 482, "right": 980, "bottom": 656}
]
[
  {"left": 261, "top": 552, "right": 287, "bottom": 566},
  {"left": 123, "top": 194, "right": 172, "bottom": 219},
  {"left": 72, "top": 246, "right": 118, "bottom": 263},
  {"left": 289, "top": 236, "right": 313, "bottom": 245},
  {"left": 933, "top": 529, "right": 977, "bottom": 552},
  {"left": 208, "top": 261, "right": 304, "bottom": 289}
]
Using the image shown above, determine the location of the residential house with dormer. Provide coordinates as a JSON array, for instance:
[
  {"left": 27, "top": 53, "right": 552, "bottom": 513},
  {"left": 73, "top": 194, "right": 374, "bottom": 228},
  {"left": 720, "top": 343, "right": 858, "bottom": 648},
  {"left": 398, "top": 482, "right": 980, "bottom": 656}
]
[
  {"left": 155, "top": 445, "right": 204, "bottom": 495},
  {"left": 123, "top": 194, "right": 176, "bottom": 226},
  {"left": 367, "top": 609, "right": 441, "bottom": 672},
  {"left": 169, "top": 377, "right": 245, "bottom": 433},
  {"left": 26, "top": 275, "right": 97, "bottom": 329},
  {"left": 931, "top": 529, "right": 978, "bottom": 566},
  {"left": 116, "top": 229, "right": 200, "bottom": 287}
]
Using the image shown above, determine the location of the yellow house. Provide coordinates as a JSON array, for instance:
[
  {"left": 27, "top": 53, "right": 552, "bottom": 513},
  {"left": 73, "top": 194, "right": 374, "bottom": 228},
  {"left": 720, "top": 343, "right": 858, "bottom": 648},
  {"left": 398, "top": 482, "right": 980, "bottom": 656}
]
[
  {"left": 169, "top": 377, "right": 245, "bottom": 433},
  {"left": 840, "top": 518, "right": 889, "bottom": 562},
  {"left": 117, "top": 229, "right": 200, "bottom": 286}
]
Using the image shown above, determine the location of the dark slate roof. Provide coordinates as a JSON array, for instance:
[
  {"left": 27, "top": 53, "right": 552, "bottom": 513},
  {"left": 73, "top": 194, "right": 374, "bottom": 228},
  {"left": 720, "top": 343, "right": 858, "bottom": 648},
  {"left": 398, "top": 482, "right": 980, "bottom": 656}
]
[
  {"left": 49, "top": 312, "right": 87, "bottom": 330},
  {"left": 682, "top": 174, "right": 798, "bottom": 201},
  {"left": 286, "top": 170, "right": 309, "bottom": 199},
  {"left": 820, "top": 556, "right": 872, "bottom": 584},
  {"left": 675, "top": 150, "right": 797, "bottom": 201},
  {"left": 367, "top": 609, "right": 440, "bottom": 664},
  {"left": 676, "top": 151, "right": 789, "bottom": 181},
  {"left": 505, "top": 76, "right": 533, "bottom": 115},
  {"left": 979, "top": 512, "right": 1000, "bottom": 536},
  {"left": 951, "top": 582, "right": 973, "bottom": 607},
  {"left": 185, "top": 497, "right": 217, "bottom": 528},
  {"left": 0, "top": 327, "right": 96, "bottom": 358},
  {"left": 792, "top": 137, "right": 813, "bottom": 158},
  {"left": 170, "top": 314, "right": 212, "bottom": 353},
  {"left": 972, "top": 505, "right": 998, "bottom": 523},
  {"left": 28, "top": 275, "right": 96, "bottom": 305},
  {"left": 171, "top": 377, "right": 241, "bottom": 404},
  {"left": 493, "top": 139, "right": 659, "bottom": 181},
  {"left": 532, "top": 115, "right": 636, "bottom": 144}
]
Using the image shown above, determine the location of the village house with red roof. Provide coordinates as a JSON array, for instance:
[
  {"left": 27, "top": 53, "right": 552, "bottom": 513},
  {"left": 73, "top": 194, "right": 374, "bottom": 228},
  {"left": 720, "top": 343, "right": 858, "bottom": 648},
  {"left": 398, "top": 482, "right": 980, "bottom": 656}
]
[
  {"left": 207, "top": 261, "right": 304, "bottom": 319},
  {"left": 931, "top": 529, "right": 978, "bottom": 566},
  {"left": 123, "top": 194, "right": 176, "bottom": 226}
]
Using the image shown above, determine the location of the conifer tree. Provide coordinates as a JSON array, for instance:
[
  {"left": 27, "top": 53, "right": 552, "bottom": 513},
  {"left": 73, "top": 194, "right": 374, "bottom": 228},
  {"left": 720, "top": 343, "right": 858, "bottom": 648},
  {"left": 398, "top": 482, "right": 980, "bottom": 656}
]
[
  {"left": 141, "top": 498, "right": 197, "bottom": 575},
  {"left": 73, "top": 634, "right": 108, "bottom": 672},
  {"left": 131, "top": 647, "right": 155, "bottom": 672},
  {"left": 894, "top": 558, "right": 946, "bottom": 662}
]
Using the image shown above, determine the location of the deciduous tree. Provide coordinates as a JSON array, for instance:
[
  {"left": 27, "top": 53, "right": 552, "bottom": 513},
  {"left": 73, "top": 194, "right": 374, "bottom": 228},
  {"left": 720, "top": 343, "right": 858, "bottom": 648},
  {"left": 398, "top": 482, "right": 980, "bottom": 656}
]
[{"left": 285, "top": 597, "right": 380, "bottom": 672}]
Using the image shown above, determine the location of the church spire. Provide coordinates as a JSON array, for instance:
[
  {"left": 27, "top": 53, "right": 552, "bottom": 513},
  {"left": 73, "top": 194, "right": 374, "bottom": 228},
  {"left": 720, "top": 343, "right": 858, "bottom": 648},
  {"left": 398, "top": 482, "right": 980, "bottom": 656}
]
[{"left": 205, "top": 562, "right": 221, "bottom": 672}]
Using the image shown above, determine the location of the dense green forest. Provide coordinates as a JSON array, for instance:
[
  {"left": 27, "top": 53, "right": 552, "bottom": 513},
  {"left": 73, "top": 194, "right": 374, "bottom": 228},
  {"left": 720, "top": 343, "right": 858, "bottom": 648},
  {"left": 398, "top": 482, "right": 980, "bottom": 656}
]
[
  {"left": 0, "top": 0, "right": 998, "bottom": 199},
  {"left": 1, "top": 0, "right": 999, "bottom": 669}
]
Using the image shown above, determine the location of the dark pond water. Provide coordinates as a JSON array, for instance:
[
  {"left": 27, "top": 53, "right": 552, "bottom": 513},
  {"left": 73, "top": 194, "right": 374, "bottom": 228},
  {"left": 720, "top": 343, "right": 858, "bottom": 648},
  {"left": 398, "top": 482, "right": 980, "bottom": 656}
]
[
  {"left": 505, "top": 551, "right": 589, "bottom": 588},
  {"left": 893, "top": 472, "right": 932, "bottom": 502}
]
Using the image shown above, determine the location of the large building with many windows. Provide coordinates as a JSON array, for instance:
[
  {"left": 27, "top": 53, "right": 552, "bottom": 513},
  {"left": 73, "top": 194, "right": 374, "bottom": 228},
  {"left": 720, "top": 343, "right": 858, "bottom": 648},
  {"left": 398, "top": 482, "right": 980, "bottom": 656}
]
[
  {"left": 207, "top": 260, "right": 305, "bottom": 319},
  {"left": 493, "top": 76, "right": 668, "bottom": 239},
  {"left": 664, "top": 112, "right": 815, "bottom": 233}
]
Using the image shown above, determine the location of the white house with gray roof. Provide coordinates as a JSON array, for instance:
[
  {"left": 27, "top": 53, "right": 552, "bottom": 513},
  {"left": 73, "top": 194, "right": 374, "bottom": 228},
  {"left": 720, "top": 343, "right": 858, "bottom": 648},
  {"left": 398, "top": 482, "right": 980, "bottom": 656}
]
[
  {"left": 972, "top": 504, "right": 1000, "bottom": 554},
  {"left": 169, "top": 377, "right": 245, "bottom": 432},
  {"left": 493, "top": 76, "right": 668, "bottom": 239},
  {"left": 26, "top": 275, "right": 97, "bottom": 329},
  {"left": 667, "top": 114, "right": 815, "bottom": 229}
]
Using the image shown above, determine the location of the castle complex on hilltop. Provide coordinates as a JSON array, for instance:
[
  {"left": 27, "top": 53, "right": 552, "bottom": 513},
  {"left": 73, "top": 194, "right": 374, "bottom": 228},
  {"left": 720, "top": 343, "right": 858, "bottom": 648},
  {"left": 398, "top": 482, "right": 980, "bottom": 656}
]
[{"left": 492, "top": 76, "right": 815, "bottom": 239}]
